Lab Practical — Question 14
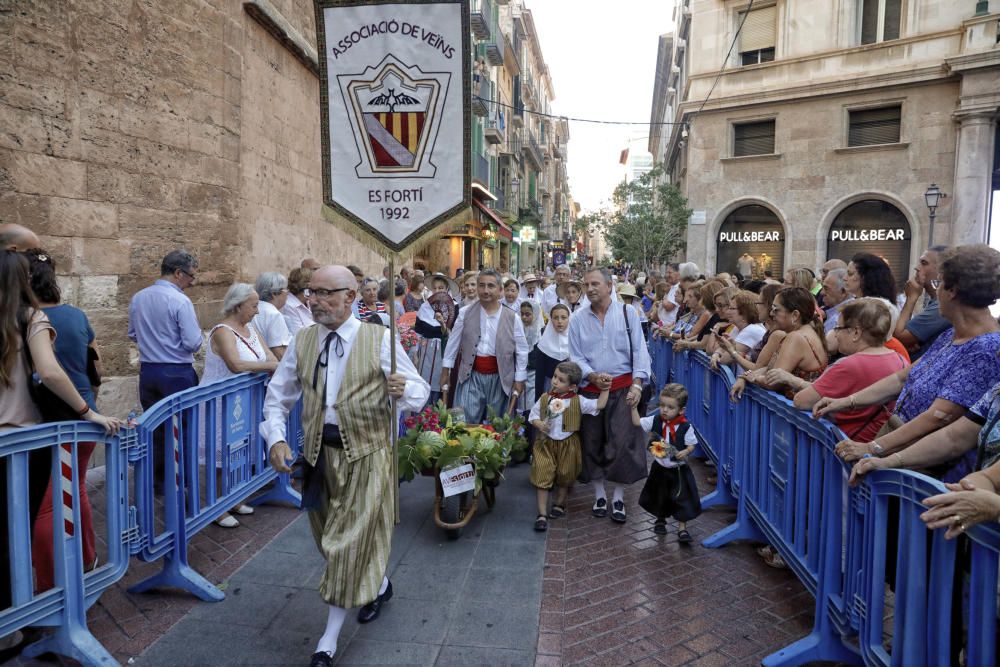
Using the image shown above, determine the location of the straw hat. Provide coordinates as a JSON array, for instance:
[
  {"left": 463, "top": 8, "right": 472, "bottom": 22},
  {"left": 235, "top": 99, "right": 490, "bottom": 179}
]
[
  {"left": 616, "top": 283, "right": 638, "bottom": 300},
  {"left": 521, "top": 272, "right": 540, "bottom": 284},
  {"left": 428, "top": 272, "right": 459, "bottom": 299},
  {"left": 556, "top": 276, "right": 584, "bottom": 301}
]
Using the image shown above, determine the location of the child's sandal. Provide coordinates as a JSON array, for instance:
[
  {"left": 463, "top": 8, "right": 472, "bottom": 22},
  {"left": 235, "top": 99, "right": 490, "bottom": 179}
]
[
  {"left": 534, "top": 515, "right": 549, "bottom": 532},
  {"left": 677, "top": 529, "right": 693, "bottom": 543},
  {"left": 549, "top": 505, "right": 566, "bottom": 518}
]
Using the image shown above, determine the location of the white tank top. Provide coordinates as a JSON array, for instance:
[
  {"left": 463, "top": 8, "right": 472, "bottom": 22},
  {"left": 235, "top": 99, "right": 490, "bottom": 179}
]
[{"left": 201, "top": 324, "right": 265, "bottom": 385}]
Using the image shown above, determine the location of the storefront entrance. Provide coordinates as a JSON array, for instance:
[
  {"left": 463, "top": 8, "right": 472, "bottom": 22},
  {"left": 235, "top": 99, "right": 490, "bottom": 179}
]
[
  {"left": 716, "top": 205, "right": 785, "bottom": 280},
  {"left": 827, "top": 200, "right": 911, "bottom": 288}
]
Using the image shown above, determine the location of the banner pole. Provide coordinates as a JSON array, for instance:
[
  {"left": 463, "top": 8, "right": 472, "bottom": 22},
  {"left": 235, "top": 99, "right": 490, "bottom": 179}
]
[{"left": 389, "top": 256, "right": 400, "bottom": 524}]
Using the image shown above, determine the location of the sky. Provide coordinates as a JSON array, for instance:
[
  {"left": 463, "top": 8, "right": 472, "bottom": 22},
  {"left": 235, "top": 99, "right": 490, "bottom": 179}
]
[{"left": 526, "top": 0, "right": 673, "bottom": 214}]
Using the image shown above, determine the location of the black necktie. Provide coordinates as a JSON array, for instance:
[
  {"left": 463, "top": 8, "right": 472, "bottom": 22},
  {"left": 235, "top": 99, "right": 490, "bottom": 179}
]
[{"left": 314, "top": 332, "right": 343, "bottom": 407}]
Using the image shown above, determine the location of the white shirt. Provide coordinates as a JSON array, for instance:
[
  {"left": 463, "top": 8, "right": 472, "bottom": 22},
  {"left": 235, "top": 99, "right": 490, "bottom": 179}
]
[
  {"left": 529, "top": 395, "right": 601, "bottom": 441},
  {"left": 540, "top": 284, "right": 559, "bottom": 316},
  {"left": 734, "top": 323, "right": 766, "bottom": 350},
  {"left": 659, "top": 284, "right": 679, "bottom": 327},
  {"left": 639, "top": 415, "right": 698, "bottom": 468},
  {"left": 253, "top": 300, "right": 292, "bottom": 350},
  {"left": 281, "top": 293, "right": 313, "bottom": 336},
  {"left": 260, "top": 317, "right": 429, "bottom": 450},
  {"left": 442, "top": 303, "right": 529, "bottom": 381}
]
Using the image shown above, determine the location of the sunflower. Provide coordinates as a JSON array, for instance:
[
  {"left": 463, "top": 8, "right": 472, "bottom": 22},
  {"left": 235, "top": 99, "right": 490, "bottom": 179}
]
[{"left": 649, "top": 440, "right": 668, "bottom": 459}]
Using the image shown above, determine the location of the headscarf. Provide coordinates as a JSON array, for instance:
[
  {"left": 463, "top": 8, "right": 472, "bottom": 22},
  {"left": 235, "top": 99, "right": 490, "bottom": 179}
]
[
  {"left": 536, "top": 318, "right": 569, "bottom": 361},
  {"left": 520, "top": 300, "right": 543, "bottom": 349}
]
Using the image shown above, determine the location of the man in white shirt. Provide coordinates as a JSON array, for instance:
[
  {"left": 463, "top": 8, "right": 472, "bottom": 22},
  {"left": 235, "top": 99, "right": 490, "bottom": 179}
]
[
  {"left": 541, "top": 264, "right": 572, "bottom": 316},
  {"left": 441, "top": 269, "right": 528, "bottom": 423},
  {"left": 282, "top": 267, "right": 315, "bottom": 336},
  {"left": 261, "top": 266, "right": 429, "bottom": 667}
]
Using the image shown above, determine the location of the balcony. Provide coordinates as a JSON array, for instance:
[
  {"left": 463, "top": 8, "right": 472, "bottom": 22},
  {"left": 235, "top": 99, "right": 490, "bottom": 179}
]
[
  {"left": 521, "top": 132, "right": 543, "bottom": 170},
  {"left": 484, "top": 113, "right": 504, "bottom": 145},
  {"left": 522, "top": 74, "right": 535, "bottom": 102},
  {"left": 470, "top": 0, "right": 493, "bottom": 41},
  {"left": 471, "top": 74, "right": 488, "bottom": 117},
  {"left": 473, "top": 153, "right": 490, "bottom": 187},
  {"left": 552, "top": 141, "right": 563, "bottom": 159},
  {"left": 483, "top": 31, "right": 504, "bottom": 66}
]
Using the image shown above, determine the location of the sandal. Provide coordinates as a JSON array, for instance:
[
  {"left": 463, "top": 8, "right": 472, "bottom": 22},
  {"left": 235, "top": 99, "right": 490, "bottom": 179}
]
[
  {"left": 215, "top": 513, "right": 239, "bottom": 528},
  {"left": 549, "top": 505, "right": 566, "bottom": 518},
  {"left": 756, "top": 545, "right": 773, "bottom": 559},
  {"left": 677, "top": 529, "right": 693, "bottom": 544},
  {"left": 653, "top": 519, "right": 667, "bottom": 535},
  {"left": 233, "top": 503, "right": 255, "bottom": 515},
  {"left": 534, "top": 515, "right": 549, "bottom": 532},
  {"left": 763, "top": 551, "right": 788, "bottom": 569}
]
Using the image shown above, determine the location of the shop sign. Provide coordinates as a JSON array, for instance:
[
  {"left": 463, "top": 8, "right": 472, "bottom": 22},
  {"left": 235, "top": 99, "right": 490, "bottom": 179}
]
[
  {"left": 517, "top": 226, "right": 537, "bottom": 243},
  {"left": 316, "top": 0, "right": 471, "bottom": 252},
  {"left": 718, "top": 231, "right": 782, "bottom": 243},
  {"left": 829, "top": 228, "right": 906, "bottom": 242}
]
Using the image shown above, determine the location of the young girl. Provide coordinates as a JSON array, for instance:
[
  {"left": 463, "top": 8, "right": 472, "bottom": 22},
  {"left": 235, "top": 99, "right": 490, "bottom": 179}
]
[
  {"left": 529, "top": 361, "right": 608, "bottom": 531},
  {"left": 631, "top": 384, "right": 702, "bottom": 543},
  {"left": 534, "top": 303, "right": 570, "bottom": 400},
  {"left": 518, "top": 300, "right": 542, "bottom": 413}
]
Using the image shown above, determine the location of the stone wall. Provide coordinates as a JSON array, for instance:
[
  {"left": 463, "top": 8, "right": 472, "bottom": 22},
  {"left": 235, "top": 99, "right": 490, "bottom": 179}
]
[{"left": 0, "top": 0, "right": 384, "bottom": 415}]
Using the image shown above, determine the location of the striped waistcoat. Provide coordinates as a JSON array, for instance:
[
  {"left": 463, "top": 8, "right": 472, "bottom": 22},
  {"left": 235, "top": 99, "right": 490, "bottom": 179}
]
[
  {"left": 540, "top": 394, "right": 582, "bottom": 432},
  {"left": 295, "top": 323, "right": 392, "bottom": 466}
]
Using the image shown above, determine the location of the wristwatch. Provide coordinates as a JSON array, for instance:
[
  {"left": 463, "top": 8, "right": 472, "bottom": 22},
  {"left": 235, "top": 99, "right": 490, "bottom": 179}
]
[{"left": 870, "top": 440, "right": 884, "bottom": 456}]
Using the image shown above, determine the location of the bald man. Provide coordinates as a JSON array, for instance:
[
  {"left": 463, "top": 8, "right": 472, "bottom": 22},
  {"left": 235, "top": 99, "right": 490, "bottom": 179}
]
[
  {"left": 0, "top": 223, "right": 40, "bottom": 251},
  {"left": 261, "top": 265, "right": 429, "bottom": 667}
]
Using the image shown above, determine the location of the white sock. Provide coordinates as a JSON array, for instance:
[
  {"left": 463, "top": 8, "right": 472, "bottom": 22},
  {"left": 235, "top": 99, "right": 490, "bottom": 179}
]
[
  {"left": 612, "top": 485, "right": 625, "bottom": 504},
  {"left": 378, "top": 576, "right": 389, "bottom": 596},
  {"left": 316, "top": 605, "right": 347, "bottom": 655},
  {"left": 592, "top": 481, "right": 606, "bottom": 502}
]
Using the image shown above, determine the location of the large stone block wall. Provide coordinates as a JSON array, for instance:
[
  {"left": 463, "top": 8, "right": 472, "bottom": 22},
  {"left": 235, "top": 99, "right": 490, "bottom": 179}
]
[{"left": 0, "top": 0, "right": 384, "bottom": 415}]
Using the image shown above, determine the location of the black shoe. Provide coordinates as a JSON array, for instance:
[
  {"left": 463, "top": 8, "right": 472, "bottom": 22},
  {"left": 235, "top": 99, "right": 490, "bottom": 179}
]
[
  {"left": 309, "top": 651, "right": 334, "bottom": 667},
  {"left": 591, "top": 497, "right": 608, "bottom": 518},
  {"left": 611, "top": 500, "right": 626, "bottom": 523},
  {"left": 653, "top": 520, "right": 667, "bottom": 535},
  {"left": 678, "top": 529, "right": 693, "bottom": 544},
  {"left": 357, "top": 580, "right": 393, "bottom": 624},
  {"left": 534, "top": 515, "right": 549, "bottom": 532}
]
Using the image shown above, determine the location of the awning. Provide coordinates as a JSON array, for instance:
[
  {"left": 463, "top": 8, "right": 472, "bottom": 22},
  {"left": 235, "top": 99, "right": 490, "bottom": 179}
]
[{"left": 473, "top": 200, "right": 513, "bottom": 240}]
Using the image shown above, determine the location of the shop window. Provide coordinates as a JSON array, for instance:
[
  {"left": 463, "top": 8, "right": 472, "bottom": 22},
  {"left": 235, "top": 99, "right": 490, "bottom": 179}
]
[
  {"left": 827, "top": 199, "right": 911, "bottom": 287},
  {"left": 733, "top": 119, "right": 776, "bottom": 157},
  {"left": 738, "top": 5, "right": 776, "bottom": 66},
  {"left": 859, "top": 0, "right": 901, "bottom": 45},
  {"left": 716, "top": 205, "right": 784, "bottom": 279},
  {"left": 848, "top": 105, "right": 901, "bottom": 147}
]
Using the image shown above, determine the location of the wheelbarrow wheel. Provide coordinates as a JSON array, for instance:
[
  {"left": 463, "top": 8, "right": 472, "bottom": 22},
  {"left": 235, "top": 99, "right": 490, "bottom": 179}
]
[{"left": 440, "top": 490, "right": 470, "bottom": 540}]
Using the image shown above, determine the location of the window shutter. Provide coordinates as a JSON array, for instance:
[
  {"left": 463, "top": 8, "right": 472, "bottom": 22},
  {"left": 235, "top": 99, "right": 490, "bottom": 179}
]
[
  {"left": 734, "top": 120, "right": 776, "bottom": 157},
  {"left": 849, "top": 106, "right": 901, "bottom": 146},
  {"left": 740, "top": 5, "right": 776, "bottom": 52}
]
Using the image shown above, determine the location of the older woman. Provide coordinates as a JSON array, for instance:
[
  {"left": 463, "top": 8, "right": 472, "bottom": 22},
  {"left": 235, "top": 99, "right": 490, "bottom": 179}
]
[
  {"left": 460, "top": 271, "right": 479, "bottom": 308},
  {"left": 818, "top": 245, "right": 1000, "bottom": 481},
  {"left": 252, "top": 272, "right": 291, "bottom": 360},
  {"left": 282, "top": 267, "right": 314, "bottom": 336},
  {"left": 675, "top": 280, "right": 726, "bottom": 351},
  {"left": 202, "top": 283, "right": 278, "bottom": 528},
  {"left": 662, "top": 282, "right": 702, "bottom": 339},
  {"left": 0, "top": 251, "right": 121, "bottom": 612},
  {"left": 710, "top": 290, "right": 765, "bottom": 369},
  {"left": 783, "top": 298, "right": 909, "bottom": 442},
  {"left": 722, "top": 283, "right": 786, "bottom": 377},
  {"left": 733, "top": 287, "right": 827, "bottom": 400},
  {"left": 356, "top": 277, "right": 387, "bottom": 323}
]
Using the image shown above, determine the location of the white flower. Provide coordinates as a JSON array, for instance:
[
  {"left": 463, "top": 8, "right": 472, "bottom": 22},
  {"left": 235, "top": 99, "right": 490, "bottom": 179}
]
[{"left": 548, "top": 398, "right": 566, "bottom": 416}]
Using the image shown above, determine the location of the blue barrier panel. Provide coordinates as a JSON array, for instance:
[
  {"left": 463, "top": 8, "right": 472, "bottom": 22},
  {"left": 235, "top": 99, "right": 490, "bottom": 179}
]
[
  {"left": 129, "top": 372, "right": 299, "bottom": 601},
  {"left": 685, "top": 352, "right": 738, "bottom": 509},
  {"left": 0, "top": 422, "right": 130, "bottom": 666},
  {"left": 650, "top": 337, "right": 672, "bottom": 393}
]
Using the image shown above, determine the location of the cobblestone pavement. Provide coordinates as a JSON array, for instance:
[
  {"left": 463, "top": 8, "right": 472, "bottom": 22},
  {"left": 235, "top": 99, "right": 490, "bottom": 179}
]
[{"left": 535, "top": 458, "right": 816, "bottom": 667}]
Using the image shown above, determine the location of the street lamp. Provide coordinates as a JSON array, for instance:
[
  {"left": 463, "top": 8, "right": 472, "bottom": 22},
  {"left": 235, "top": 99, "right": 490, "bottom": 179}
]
[{"left": 924, "top": 184, "right": 945, "bottom": 247}]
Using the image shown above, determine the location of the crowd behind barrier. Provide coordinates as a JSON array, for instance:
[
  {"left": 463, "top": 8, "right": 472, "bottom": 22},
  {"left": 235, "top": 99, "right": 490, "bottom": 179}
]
[
  {"left": 0, "top": 373, "right": 303, "bottom": 666},
  {"left": 650, "top": 336, "right": 1000, "bottom": 666}
]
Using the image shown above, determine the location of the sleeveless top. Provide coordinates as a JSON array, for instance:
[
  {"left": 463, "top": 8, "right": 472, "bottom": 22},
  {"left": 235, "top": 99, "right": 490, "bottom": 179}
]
[{"left": 201, "top": 324, "right": 266, "bottom": 385}]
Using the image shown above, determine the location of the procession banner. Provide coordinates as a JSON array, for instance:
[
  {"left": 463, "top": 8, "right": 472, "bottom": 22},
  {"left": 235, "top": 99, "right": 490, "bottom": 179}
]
[{"left": 315, "top": 0, "right": 471, "bottom": 253}]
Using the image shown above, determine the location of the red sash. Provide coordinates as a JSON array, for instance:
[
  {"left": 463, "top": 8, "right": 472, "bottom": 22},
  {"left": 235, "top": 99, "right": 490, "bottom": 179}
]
[
  {"left": 580, "top": 373, "right": 634, "bottom": 396},
  {"left": 472, "top": 355, "right": 499, "bottom": 374}
]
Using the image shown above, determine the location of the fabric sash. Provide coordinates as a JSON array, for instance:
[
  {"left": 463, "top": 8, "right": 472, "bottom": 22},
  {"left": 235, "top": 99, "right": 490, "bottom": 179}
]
[{"left": 473, "top": 355, "right": 499, "bottom": 374}]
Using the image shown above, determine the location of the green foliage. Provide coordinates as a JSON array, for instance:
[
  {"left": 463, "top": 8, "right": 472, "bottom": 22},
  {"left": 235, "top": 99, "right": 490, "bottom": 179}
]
[{"left": 597, "top": 166, "right": 691, "bottom": 271}]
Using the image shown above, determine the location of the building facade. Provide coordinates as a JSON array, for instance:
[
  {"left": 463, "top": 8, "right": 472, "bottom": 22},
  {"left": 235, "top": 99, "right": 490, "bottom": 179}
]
[{"left": 650, "top": 0, "right": 1000, "bottom": 284}]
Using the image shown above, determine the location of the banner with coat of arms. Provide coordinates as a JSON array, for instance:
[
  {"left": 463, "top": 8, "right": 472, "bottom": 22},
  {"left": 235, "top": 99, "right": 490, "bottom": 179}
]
[{"left": 315, "top": 0, "right": 471, "bottom": 253}]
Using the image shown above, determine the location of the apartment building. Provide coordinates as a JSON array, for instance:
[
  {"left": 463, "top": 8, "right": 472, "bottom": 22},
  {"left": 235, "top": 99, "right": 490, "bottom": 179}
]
[{"left": 650, "top": 0, "right": 1000, "bottom": 283}]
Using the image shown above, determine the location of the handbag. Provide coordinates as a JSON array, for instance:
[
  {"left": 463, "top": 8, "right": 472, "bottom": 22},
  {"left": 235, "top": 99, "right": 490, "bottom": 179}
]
[{"left": 19, "top": 308, "right": 82, "bottom": 423}]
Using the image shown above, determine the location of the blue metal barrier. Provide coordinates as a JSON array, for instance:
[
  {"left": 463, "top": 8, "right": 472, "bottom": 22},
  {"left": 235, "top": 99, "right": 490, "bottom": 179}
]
[
  {"left": 0, "top": 423, "right": 130, "bottom": 666},
  {"left": 129, "top": 372, "right": 300, "bottom": 601}
]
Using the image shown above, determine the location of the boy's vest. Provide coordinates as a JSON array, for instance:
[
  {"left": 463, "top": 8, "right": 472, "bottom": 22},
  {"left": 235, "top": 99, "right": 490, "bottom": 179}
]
[{"left": 539, "top": 394, "right": 582, "bottom": 432}]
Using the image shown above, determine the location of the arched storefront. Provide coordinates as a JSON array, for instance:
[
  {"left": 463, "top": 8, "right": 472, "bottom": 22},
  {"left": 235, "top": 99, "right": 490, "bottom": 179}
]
[
  {"left": 716, "top": 205, "right": 785, "bottom": 280},
  {"left": 827, "top": 200, "right": 911, "bottom": 288}
]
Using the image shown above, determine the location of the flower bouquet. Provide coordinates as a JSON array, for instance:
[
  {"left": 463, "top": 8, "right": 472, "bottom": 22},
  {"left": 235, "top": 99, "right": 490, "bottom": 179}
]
[
  {"left": 397, "top": 401, "right": 521, "bottom": 492},
  {"left": 648, "top": 440, "right": 677, "bottom": 460}
]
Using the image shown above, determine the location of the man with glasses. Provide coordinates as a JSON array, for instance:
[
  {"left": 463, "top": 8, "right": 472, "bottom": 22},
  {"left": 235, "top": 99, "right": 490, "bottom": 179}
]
[
  {"left": 894, "top": 246, "right": 952, "bottom": 360},
  {"left": 821, "top": 268, "right": 852, "bottom": 334},
  {"left": 261, "top": 265, "right": 428, "bottom": 667},
  {"left": 128, "top": 250, "right": 204, "bottom": 493}
]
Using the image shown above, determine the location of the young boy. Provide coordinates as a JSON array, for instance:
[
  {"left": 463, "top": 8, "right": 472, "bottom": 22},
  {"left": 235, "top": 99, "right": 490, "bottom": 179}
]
[
  {"left": 630, "top": 384, "right": 702, "bottom": 543},
  {"left": 529, "top": 361, "right": 609, "bottom": 531}
]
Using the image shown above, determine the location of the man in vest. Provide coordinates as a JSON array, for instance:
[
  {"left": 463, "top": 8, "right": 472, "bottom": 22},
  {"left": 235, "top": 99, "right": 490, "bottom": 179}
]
[
  {"left": 440, "top": 269, "right": 528, "bottom": 423},
  {"left": 569, "top": 267, "right": 651, "bottom": 524},
  {"left": 261, "top": 265, "right": 429, "bottom": 667}
]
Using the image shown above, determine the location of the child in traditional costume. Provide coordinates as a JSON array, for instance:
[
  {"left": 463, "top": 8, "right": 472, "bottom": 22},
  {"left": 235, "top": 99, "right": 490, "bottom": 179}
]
[
  {"left": 528, "top": 361, "right": 608, "bottom": 532},
  {"left": 631, "top": 383, "right": 701, "bottom": 543}
]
